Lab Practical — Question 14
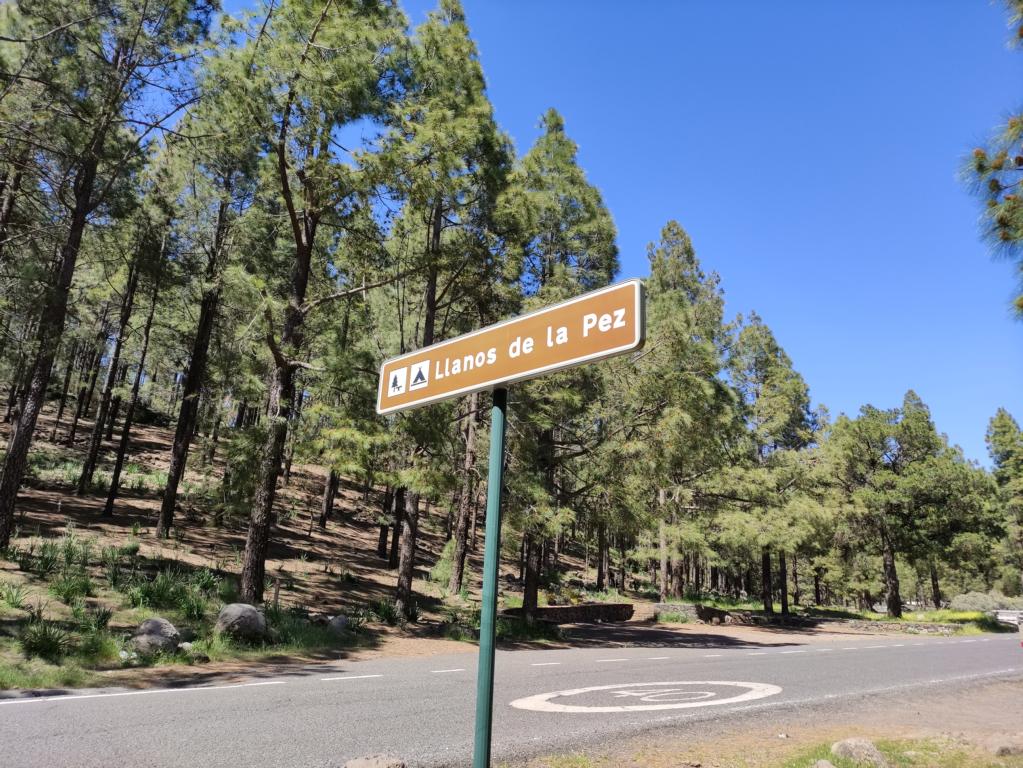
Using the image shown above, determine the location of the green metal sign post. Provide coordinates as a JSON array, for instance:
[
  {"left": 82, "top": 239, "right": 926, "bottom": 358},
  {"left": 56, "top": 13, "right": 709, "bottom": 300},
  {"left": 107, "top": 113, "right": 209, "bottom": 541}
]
[{"left": 472, "top": 387, "right": 507, "bottom": 768}]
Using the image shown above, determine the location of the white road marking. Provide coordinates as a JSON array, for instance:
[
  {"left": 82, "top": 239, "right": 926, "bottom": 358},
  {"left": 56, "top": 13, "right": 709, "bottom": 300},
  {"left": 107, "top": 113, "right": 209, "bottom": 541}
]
[
  {"left": 816, "top": 648, "right": 834, "bottom": 652},
  {"left": 841, "top": 647, "right": 857, "bottom": 650},
  {"left": 703, "top": 654, "right": 722, "bottom": 658},
  {"left": 531, "top": 662, "right": 560, "bottom": 667},
  {"left": 891, "top": 644, "right": 905, "bottom": 647},
  {"left": 431, "top": 668, "right": 465, "bottom": 674},
  {"left": 0, "top": 680, "right": 286, "bottom": 706},
  {"left": 748, "top": 652, "right": 767, "bottom": 656},
  {"left": 320, "top": 674, "right": 383, "bottom": 682},
  {"left": 510, "top": 680, "right": 783, "bottom": 713},
  {"left": 595, "top": 658, "right": 629, "bottom": 663},
  {"left": 648, "top": 656, "right": 670, "bottom": 660},
  {"left": 780, "top": 650, "right": 805, "bottom": 654},
  {"left": 863, "top": 645, "right": 886, "bottom": 649}
]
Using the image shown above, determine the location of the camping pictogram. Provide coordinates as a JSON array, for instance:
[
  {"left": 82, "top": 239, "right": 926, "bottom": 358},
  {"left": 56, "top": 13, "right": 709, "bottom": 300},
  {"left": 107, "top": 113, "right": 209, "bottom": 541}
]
[{"left": 409, "top": 360, "right": 429, "bottom": 391}]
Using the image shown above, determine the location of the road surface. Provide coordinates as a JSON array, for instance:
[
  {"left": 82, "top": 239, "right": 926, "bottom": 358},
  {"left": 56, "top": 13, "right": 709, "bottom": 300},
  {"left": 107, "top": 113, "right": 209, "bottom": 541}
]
[{"left": 1, "top": 629, "right": 1019, "bottom": 767}]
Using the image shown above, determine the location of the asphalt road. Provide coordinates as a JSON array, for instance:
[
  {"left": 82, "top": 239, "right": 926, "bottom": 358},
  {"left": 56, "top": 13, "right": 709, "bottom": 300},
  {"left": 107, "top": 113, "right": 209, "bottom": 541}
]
[{"left": 1, "top": 629, "right": 1020, "bottom": 767}]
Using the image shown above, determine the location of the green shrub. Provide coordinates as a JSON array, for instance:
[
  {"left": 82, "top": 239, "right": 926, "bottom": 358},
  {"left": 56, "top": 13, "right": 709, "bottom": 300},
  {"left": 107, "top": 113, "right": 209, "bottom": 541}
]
[
  {"left": 656, "top": 611, "right": 688, "bottom": 624},
  {"left": 126, "top": 568, "right": 188, "bottom": 609},
  {"left": 370, "top": 599, "right": 402, "bottom": 626},
  {"left": 266, "top": 606, "right": 338, "bottom": 648},
  {"left": 119, "top": 539, "right": 140, "bottom": 558},
  {"left": 429, "top": 539, "right": 455, "bottom": 585},
  {"left": 36, "top": 540, "right": 59, "bottom": 575},
  {"left": 0, "top": 581, "right": 27, "bottom": 610},
  {"left": 190, "top": 567, "right": 220, "bottom": 595},
  {"left": 178, "top": 587, "right": 208, "bottom": 622},
  {"left": 49, "top": 573, "right": 94, "bottom": 603},
  {"left": 76, "top": 629, "right": 120, "bottom": 665},
  {"left": 496, "top": 616, "right": 561, "bottom": 642},
  {"left": 20, "top": 621, "right": 73, "bottom": 661}
]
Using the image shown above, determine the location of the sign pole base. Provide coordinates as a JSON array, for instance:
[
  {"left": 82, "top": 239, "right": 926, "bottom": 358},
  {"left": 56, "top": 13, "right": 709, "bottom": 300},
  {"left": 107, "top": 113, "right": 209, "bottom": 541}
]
[{"left": 472, "top": 387, "right": 508, "bottom": 768}]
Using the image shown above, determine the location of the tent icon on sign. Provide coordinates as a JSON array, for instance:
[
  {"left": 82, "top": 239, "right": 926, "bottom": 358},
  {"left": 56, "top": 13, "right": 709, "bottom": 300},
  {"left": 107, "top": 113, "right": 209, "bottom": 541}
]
[
  {"left": 409, "top": 361, "right": 429, "bottom": 391},
  {"left": 388, "top": 367, "right": 407, "bottom": 396}
]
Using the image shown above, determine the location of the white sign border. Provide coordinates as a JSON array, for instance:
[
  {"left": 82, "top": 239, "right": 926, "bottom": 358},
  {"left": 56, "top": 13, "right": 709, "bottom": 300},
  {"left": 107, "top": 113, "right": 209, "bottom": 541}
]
[{"left": 376, "top": 278, "right": 646, "bottom": 415}]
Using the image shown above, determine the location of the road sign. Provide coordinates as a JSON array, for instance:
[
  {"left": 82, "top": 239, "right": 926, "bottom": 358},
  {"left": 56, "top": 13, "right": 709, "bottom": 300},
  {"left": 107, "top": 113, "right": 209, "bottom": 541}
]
[
  {"left": 376, "top": 279, "right": 645, "bottom": 415},
  {"left": 377, "top": 278, "right": 646, "bottom": 768}
]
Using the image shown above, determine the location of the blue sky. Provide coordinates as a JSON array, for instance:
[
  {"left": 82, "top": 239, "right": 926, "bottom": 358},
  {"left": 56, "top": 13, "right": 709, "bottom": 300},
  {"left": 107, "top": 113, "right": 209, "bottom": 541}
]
[{"left": 394, "top": 0, "right": 1022, "bottom": 465}]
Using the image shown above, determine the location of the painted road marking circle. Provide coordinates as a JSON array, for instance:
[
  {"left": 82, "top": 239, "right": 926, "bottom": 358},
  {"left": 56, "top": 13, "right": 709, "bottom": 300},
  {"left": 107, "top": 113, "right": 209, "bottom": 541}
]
[{"left": 509, "top": 681, "right": 782, "bottom": 713}]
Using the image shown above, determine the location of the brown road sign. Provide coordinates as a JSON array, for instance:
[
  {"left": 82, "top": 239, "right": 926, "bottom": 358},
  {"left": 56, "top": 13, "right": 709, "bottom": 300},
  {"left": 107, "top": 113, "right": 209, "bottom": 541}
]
[{"left": 377, "top": 279, "right": 646, "bottom": 415}]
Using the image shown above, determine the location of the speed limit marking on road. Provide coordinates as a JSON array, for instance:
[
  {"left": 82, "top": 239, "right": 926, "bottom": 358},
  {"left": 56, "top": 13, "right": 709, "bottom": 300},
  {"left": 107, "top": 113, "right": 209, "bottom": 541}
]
[{"left": 509, "top": 681, "right": 782, "bottom": 713}]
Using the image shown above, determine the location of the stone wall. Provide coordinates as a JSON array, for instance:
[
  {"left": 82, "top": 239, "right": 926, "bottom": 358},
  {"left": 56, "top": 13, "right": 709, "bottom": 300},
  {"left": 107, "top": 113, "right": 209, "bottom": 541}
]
[{"left": 503, "top": 603, "right": 634, "bottom": 624}]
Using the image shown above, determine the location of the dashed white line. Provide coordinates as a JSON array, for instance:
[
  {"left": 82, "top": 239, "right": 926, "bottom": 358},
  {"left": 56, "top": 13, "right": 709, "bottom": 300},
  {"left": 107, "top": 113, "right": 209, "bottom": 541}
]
[
  {"left": 595, "top": 658, "right": 629, "bottom": 663},
  {"left": 320, "top": 674, "right": 383, "bottom": 682},
  {"left": 891, "top": 644, "right": 905, "bottom": 648},
  {"left": 816, "top": 648, "right": 835, "bottom": 652},
  {"left": 748, "top": 652, "right": 767, "bottom": 656},
  {"left": 0, "top": 680, "right": 286, "bottom": 706},
  {"left": 863, "top": 645, "right": 887, "bottom": 649},
  {"left": 841, "top": 647, "right": 857, "bottom": 650},
  {"left": 781, "top": 650, "right": 806, "bottom": 654},
  {"left": 648, "top": 656, "right": 670, "bottom": 660},
  {"left": 703, "top": 654, "right": 722, "bottom": 658},
  {"left": 431, "top": 668, "right": 465, "bottom": 674},
  {"left": 531, "top": 662, "right": 560, "bottom": 667}
]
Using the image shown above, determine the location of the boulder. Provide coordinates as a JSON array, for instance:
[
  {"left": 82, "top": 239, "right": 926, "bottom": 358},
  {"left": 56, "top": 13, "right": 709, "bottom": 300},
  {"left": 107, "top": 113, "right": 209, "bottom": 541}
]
[
  {"left": 131, "top": 617, "right": 180, "bottom": 655},
  {"left": 830, "top": 738, "right": 889, "bottom": 767},
  {"left": 343, "top": 756, "right": 406, "bottom": 768},
  {"left": 215, "top": 603, "right": 267, "bottom": 641},
  {"left": 327, "top": 615, "right": 350, "bottom": 636}
]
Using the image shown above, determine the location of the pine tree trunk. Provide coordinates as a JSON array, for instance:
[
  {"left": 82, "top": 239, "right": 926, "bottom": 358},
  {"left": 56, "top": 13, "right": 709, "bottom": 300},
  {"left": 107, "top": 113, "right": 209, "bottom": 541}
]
[
  {"left": 394, "top": 490, "right": 419, "bottom": 617},
  {"left": 813, "top": 568, "right": 822, "bottom": 606},
  {"left": 448, "top": 392, "right": 479, "bottom": 595},
  {"left": 880, "top": 524, "right": 902, "bottom": 618},
  {"left": 761, "top": 548, "right": 774, "bottom": 614},
  {"left": 49, "top": 344, "right": 77, "bottom": 441},
  {"left": 0, "top": 156, "right": 97, "bottom": 549},
  {"left": 596, "top": 521, "right": 607, "bottom": 591},
  {"left": 79, "top": 260, "right": 139, "bottom": 494},
  {"left": 791, "top": 552, "right": 800, "bottom": 605},
  {"left": 104, "top": 280, "right": 159, "bottom": 516},
  {"left": 318, "top": 468, "right": 338, "bottom": 528},
  {"left": 658, "top": 513, "right": 666, "bottom": 605},
  {"left": 157, "top": 205, "right": 226, "bottom": 537},
  {"left": 929, "top": 560, "right": 941, "bottom": 609},
  {"left": 521, "top": 534, "right": 542, "bottom": 622},
  {"left": 778, "top": 550, "right": 789, "bottom": 616},
  {"left": 376, "top": 488, "right": 392, "bottom": 558},
  {"left": 389, "top": 487, "right": 403, "bottom": 569}
]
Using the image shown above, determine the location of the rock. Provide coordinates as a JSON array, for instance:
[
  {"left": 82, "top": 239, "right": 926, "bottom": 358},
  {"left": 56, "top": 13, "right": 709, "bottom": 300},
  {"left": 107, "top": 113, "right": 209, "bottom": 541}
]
[
  {"left": 986, "top": 739, "right": 1023, "bottom": 757},
  {"left": 830, "top": 738, "right": 889, "bottom": 767},
  {"left": 343, "top": 756, "right": 406, "bottom": 768},
  {"left": 178, "top": 641, "right": 193, "bottom": 652},
  {"left": 812, "top": 761, "right": 837, "bottom": 768},
  {"left": 215, "top": 603, "right": 267, "bottom": 641},
  {"left": 131, "top": 617, "right": 180, "bottom": 655},
  {"left": 327, "top": 615, "right": 349, "bottom": 635}
]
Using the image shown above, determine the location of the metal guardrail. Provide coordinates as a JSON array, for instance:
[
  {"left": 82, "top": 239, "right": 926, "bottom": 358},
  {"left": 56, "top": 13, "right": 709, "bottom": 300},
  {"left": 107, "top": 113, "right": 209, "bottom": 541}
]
[{"left": 991, "top": 609, "right": 1023, "bottom": 626}]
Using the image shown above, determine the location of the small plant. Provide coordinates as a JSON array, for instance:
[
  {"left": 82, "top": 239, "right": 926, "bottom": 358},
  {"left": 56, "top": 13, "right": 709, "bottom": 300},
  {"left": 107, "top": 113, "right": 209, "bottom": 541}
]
[
  {"left": 49, "top": 573, "right": 94, "bottom": 603},
  {"left": 20, "top": 620, "right": 74, "bottom": 661},
  {"left": 370, "top": 599, "right": 402, "bottom": 626},
  {"left": 656, "top": 610, "right": 688, "bottom": 624},
  {"left": 119, "top": 539, "right": 141, "bottom": 559},
  {"left": 190, "top": 567, "right": 220, "bottom": 595},
  {"left": 131, "top": 521, "right": 141, "bottom": 537},
  {"left": 1, "top": 581, "right": 28, "bottom": 610},
  {"left": 37, "top": 540, "right": 59, "bottom": 575},
  {"left": 178, "top": 587, "right": 208, "bottom": 622}
]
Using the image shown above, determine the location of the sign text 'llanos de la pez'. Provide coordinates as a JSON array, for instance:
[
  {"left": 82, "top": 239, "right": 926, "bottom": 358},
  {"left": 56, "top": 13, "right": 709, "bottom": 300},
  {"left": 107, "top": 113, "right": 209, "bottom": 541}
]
[{"left": 376, "top": 279, "right": 646, "bottom": 415}]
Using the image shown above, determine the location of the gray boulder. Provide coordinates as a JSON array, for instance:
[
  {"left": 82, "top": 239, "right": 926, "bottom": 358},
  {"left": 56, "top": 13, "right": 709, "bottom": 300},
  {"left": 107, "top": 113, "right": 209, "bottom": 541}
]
[
  {"left": 215, "top": 603, "right": 267, "bottom": 641},
  {"left": 131, "top": 617, "right": 180, "bottom": 655},
  {"left": 831, "top": 738, "right": 889, "bottom": 767},
  {"left": 327, "top": 615, "right": 350, "bottom": 636},
  {"left": 343, "top": 757, "right": 406, "bottom": 768}
]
